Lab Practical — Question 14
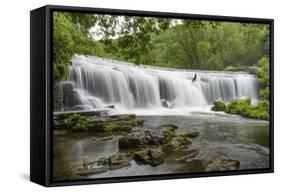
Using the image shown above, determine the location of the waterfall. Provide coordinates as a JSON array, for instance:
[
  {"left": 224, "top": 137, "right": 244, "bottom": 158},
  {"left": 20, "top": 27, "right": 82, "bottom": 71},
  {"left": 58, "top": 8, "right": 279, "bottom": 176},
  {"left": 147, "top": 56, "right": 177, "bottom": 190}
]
[{"left": 62, "top": 55, "right": 259, "bottom": 114}]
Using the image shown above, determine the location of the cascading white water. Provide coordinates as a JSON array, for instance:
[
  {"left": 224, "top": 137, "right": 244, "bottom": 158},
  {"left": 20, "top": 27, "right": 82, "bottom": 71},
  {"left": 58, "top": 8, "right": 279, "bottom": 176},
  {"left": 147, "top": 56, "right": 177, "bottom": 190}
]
[{"left": 65, "top": 55, "right": 259, "bottom": 114}]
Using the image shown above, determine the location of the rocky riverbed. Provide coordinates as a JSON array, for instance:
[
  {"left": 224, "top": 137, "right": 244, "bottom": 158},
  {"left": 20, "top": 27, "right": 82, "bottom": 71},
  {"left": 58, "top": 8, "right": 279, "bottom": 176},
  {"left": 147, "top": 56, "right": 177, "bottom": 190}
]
[{"left": 53, "top": 112, "right": 269, "bottom": 181}]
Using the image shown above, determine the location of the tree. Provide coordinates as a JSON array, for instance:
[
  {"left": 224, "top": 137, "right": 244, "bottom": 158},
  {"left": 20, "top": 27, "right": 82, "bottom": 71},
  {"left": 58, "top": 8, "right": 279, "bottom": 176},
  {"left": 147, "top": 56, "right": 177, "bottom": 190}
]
[
  {"left": 53, "top": 12, "right": 97, "bottom": 81},
  {"left": 258, "top": 56, "right": 270, "bottom": 101}
]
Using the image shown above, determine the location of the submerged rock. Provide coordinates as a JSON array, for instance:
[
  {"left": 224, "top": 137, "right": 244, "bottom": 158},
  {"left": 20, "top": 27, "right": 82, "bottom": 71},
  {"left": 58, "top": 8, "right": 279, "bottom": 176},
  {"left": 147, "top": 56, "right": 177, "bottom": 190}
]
[
  {"left": 109, "top": 152, "right": 131, "bottom": 170},
  {"left": 182, "top": 131, "right": 200, "bottom": 138},
  {"left": 134, "top": 147, "right": 165, "bottom": 166},
  {"left": 159, "top": 124, "right": 178, "bottom": 130},
  {"left": 184, "top": 158, "right": 209, "bottom": 172},
  {"left": 75, "top": 152, "right": 132, "bottom": 176},
  {"left": 205, "top": 159, "right": 240, "bottom": 171},
  {"left": 75, "top": 158, "right": 109, "bottom": 176},
  {"left": 166, "top": 147, "right": 199, "bottom": 162}
]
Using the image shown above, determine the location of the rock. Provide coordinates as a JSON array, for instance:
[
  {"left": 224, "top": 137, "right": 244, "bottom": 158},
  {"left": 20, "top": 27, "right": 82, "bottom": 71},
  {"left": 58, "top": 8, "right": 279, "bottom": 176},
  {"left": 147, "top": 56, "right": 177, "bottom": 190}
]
[
  {"left": 183, "top": 131, "right": 200, "bottom": 138},
  {"left": 161, "top": 141, "right": 179, "bottom": 155},
  {"left": 205, "top": 159, "right": 240, "bottom": 171},
  {"left": 104, "top": 105, "right": 115, "bottom": 109},
  {"left": 159, "top": 124, "right": 178, "bottom": 130},
  {"left": 145, "top": 128, "right": 175, "bottom": 145},
  {"left": 109, "top": 152, "right": 131, "bottom": 170},
  {"left": 75, "top": 152, "right": 132, "bottom": 176},
  {"left": 72, "top": 105, "right": 92, "bottom": 111},
  {"left": 109, "top": 114, "right": 136, "bottom": 121},
  {"left": 149, "top": 148, "right": 165, "bottom": 166},
  {"left": 99, "top": 136, "right": 114, "bottom": 141},
  {"left": 54, "top": 113, "right": 144, "bottom": 133},
  {"left": 119, "top": 126, "right": 176, "bottom": 150},
  {"left": 161, "top": 99, "right": 170, "bottom": 108},
  {"left": 54, "top": 109, "right": 109, "bottom": 119},
  {"left": 184, "top": 158, "right": 209, "bottom": 172},
  {"left": 61, "top": 82, "right": 82, "bottom": 111},
  {"left": 75, "top": 158, "right": 109, "bottom": 176},
  {"left": 134, "top": 147, "right": 165, "bottom": 166},
  {"left": 167, "top": 147, "right": 199, "bottom": 162},
  {"left": 174, "top": 135, "right": 192, "bottom": 145},
  {"left": 211, "top": 100, "right": 226, "bottom": 112},
  {"left": 119, "top": 130, "right": 147, "bottom": 149}
]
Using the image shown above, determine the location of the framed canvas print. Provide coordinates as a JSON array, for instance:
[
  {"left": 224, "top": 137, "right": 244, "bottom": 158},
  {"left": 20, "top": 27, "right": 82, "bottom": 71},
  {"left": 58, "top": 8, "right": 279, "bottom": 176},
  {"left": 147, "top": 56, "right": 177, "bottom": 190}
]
[{"left": 30, "top": 5, "right": 274, "bottom": 187}]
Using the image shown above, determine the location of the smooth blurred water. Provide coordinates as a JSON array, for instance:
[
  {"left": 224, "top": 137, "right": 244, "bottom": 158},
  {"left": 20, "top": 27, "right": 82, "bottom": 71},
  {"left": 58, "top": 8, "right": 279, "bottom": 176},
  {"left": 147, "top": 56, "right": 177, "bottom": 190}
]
[{"left": 65, "top": 55, "right": 259, "bottom": 113}]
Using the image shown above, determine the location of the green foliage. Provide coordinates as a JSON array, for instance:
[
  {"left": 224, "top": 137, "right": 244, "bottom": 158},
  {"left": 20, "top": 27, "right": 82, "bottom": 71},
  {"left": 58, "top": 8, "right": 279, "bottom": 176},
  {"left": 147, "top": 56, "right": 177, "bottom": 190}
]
[
  {"left": 224, "top": 98, "right": 269, "bottom": 120},
  {"left": 95, "top": 15, "right": 171, "bottom": 64},
  {"left": 257, "top": 56, "right": 270, "bottom": 100},
  {"left": 242, "top": 100, "right": 269, "bottom": 120},
  {"left": 211, "top": 100, "right": 226, "bottom": 111},
  {"left": 226, "top": 98, "right": 251, "bottom": 114},
  {"left": 53, "top": 12, "right": 97, "bottom": 81},
  {"left": 53, "top": 64, "right": 67, "bottom": 81},
  {"left": 53, "top": 12, "right": 269, "bottom": 72}
]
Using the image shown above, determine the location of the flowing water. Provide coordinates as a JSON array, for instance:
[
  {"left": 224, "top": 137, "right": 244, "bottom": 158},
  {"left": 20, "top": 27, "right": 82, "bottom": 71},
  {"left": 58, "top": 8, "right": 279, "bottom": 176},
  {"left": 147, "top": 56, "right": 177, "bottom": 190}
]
[{"left": 65, "top": 55, "right": 259, "bottom": 114}]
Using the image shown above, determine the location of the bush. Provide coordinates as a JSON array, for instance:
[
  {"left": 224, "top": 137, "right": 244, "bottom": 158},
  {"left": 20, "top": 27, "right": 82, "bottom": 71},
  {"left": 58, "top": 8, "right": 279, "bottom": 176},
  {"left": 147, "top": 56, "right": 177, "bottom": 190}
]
[
  {"left": 225, "top": 98, "right": 269, "bottom": 120},
  {"left": 225, "top": 98, "right": 251, "bottom": 114},
  {"left": 211, "top": 100, "right": 226, "bottom": 111}
]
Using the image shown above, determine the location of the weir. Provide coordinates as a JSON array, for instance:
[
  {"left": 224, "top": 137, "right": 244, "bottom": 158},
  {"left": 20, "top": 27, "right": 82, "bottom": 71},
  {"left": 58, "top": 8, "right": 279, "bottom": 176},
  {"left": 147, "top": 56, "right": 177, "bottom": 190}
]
[{"left": 61, "top": 55, "right": 259, "bottom": 112}]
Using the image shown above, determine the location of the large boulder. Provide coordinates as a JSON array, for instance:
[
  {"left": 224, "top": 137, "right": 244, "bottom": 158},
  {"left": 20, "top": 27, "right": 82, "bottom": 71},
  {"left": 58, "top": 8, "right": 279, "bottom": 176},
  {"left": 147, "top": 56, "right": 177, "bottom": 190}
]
[
  {"left": 119, "top": 126, "right": 177, "bottom": 150},
  {"left": 119, "top": 130, "right": 148, "bottom": 149},
  {"left": 134, "top": 147, "right": 165, "bottom": 166}
]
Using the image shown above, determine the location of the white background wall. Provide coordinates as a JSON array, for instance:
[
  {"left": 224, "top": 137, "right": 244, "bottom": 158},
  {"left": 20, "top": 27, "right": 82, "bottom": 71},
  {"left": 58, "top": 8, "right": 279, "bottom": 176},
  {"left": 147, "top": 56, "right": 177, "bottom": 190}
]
[{"left": 0, "top": 0, "right": 279, "bottom": 191}]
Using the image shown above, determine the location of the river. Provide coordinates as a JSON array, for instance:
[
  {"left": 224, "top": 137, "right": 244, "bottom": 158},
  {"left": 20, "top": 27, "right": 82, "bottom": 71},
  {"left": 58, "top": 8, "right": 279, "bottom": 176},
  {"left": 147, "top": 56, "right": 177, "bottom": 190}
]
[{"left": 53, "top": 112, "right": 269, "bottom": 179}]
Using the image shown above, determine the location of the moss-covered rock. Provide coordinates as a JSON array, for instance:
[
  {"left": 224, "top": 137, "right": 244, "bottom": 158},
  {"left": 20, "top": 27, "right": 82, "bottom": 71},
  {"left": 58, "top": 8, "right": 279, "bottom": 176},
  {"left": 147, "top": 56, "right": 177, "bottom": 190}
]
[
  {"left": 119, "top": 131, "right": 147, "bottom": 149},
  {"left": 175, "top": 135, "right": 192, "bottom": 145},
  {"left": 109, "top": 152, "right": 131, "bottom": 170},
  {"left": 54, "top": 113, "right": 91, "bottom": 132},
  {"left": 161, "top": 141, "right": 179, "bottom": 155},
  {"left": 205, "top": 159, "right": 240, "bottom": 171},
  {"left": 211, "top": 100, "right": 226, "bottom": 111},
  {"left": 134, "top": 147, "right": 165, "bottom": 166},
  {"left": 54, "top": 113, "right": 146, "bottom": 133}
]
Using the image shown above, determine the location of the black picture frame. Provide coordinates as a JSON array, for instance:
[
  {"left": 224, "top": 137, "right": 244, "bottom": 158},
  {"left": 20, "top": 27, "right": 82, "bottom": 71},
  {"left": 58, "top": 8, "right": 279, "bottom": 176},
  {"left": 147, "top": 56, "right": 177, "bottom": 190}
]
[{"left": 30, "top": 5, "right": 274, "bottom": 187}]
